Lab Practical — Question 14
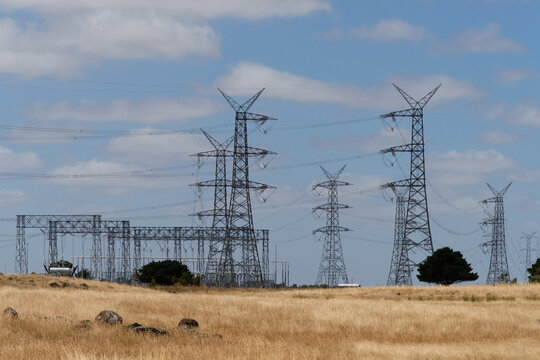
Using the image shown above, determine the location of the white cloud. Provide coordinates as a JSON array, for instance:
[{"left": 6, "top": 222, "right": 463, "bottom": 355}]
[
  {"left": 24, "top": 97, "right": 223, "bottom": 124},
  {"left": 506, "top": 104, "right": 540, "bottom": 127},
  {"left": 0, "top": 145, "right": 41, "bottom": 171},
  {"left": 351, "top": 19, "right": 426, "bottom": 42},
  {"left": 214, "top": 62, "right": 481, "bottom": 109},
  {"left": 107, "top": 129, "right": 208, "bottom": 165},
  {"left": 428, "top": 149, "right": 515, "bottom": 186},
  {"left": 498, "top": 69, "right": 535, "bottom": 84},
  {"left": 432, "top": 23, "right": 524, "bottom": 54},
  {"left": 478, "top": 130, "right": 521, "bottom": 144},
  {"left": 311, "top": 128, "right": 411, "bottom": 153},
  {"left": 0, "top": 1, "right": 331, "bottom": 20}
]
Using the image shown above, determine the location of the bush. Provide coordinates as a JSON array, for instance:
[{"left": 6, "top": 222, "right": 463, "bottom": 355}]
[
  {"left": 417, "top": 247, "right": 478, "bottom": 285},
  {"left": 136, "top": 260, "right": 197, "bottom": 286},
  {"left": 527, "top": 258, "right": 540, "bottom": 283},
  {"left": 76, "top": 268, "right": 92, "bottom": 279}
]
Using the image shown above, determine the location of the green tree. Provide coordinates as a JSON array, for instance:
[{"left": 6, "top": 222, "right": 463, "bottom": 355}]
[
  {"left": 417, "top": 247, "right": 478, "bottom": 285},
  {"left": 135, "top": 260, "right": 197, "bottom": 286},
  {"left": 527, "top": 258, "right": 540, "bottom": 283}
]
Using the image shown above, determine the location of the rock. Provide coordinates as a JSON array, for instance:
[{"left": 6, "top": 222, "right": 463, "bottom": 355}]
[
  {"left": 80, "top": 283, "right": 89, "bottom": 290},
  {"left": 95, "top": 310, "right": 123, "bottom": 325},
  {"left": 49, "top": 282, "right": 60, "bottom": 288},
  {"left": 75, "top": 320, "right": 92, "bottom": 329},
  {"left": 134, "top": 326, "right": 168, "bottom": 335},
  {"left": 199, "top": 333, "right": 223, "bottom": 339},
  {"left": 3, "top": 307, "right": 18, "bottom": 318},
  {"left": 61, "top": 282, "right": 70, "bottom": 288},
  {"left": 178, "top": 318, "right": 199, "bottom": 330},
  {"left": 125, "top": 322, "right": 143, "bottom": 329}
]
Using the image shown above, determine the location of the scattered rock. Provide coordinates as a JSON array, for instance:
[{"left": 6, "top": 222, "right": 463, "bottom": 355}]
[
  {"left": 178, "top": 318, "right": 199, "bottom": 330},
  {"left": 75, "top": 320, "right": 92, "bottom": 329},
  {"left": 80, "top": 283, "right": 89, "bottom": 290},
  {"left": 61, "top": 282, "right": 70, "bottom": 288},
  {"left": 198, "top": 333, "right": 223, "bottom": 339},
  {"left": 3, "top": 307, "right": 18, "bottom": 318},
  {"left": 95, "top": 310, "right": 123, "bottom": 325},
  {"left": 397, "top": 292, "right": 401, "bottom": 296},
  {"left": 49, "top": 282, "right": 60, "bottom": 288},
  {"left": 125, "top": 322, "right": 143, "bottom": 329},
  {"left": 134, "top": 326, "right": 168, "bottom": 335}
]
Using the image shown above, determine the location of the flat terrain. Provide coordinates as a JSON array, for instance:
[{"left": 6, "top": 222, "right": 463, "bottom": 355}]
[{"left": 0, "top": 274, "right": 539, "bottom": 359}]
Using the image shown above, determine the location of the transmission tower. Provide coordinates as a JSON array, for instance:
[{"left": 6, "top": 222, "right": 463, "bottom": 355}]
[
  {"left": 192, "top": 130, "right": 234, "bottom": 286},
  {"left": 381, "top": 180, "right": 412, "bottom": 286},
  {"left": 380, "top": 84, "right": 440, "bottom": 277},
  {"left": 521, "top": 231, "right": 537, "bottom": 282},
  {"left": 217, "top": 89, "right": 276, "bottom": 287},
  {"left": 313, "top": 165, "right": 350, "bottom": 287},
  {"left": 480, "top": 182, "right": 512, "bottom": 284}
]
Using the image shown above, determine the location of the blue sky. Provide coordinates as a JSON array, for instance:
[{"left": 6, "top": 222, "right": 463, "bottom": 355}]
[{"left": 0, "top": 0, "right": 539, "bottom": 285}]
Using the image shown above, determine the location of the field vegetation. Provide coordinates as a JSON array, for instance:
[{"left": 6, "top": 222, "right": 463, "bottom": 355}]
[{"left": 1, "top": 274, "right": 539, "bottom": 359}]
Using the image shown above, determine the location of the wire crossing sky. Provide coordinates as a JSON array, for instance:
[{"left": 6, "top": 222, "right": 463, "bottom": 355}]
[{"left": 0, "top": 0, "right": 539, "bottom": 285}]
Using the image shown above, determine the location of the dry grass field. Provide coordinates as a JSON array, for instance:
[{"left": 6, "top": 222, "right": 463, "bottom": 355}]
[{"left": 0, "top": 274, "right": 539, "bottom": 359}]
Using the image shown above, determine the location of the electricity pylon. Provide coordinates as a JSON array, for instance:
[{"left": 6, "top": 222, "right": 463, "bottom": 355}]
[
  {"left": 381, "top": 180, "right": 412, "bottom": 286},
  {"left": 480, "top": 182, "right": 512, "bottom": 284},
  {"left": 313, "top": 165, "right": 350, "bottom": 287},
  {"left": 217, "top": 89, "right": 276, "bottom": 287},
  {"left": 521, "top": 231, "right": 537, "bottom": 283},
  {"left": 380, "top": 84, "right": 440, "bottom": 279},
  {"left": 192, "top": 130, "right": 234, "bottom": 286}
]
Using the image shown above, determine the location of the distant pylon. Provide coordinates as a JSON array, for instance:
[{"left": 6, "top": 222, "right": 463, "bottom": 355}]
[
  {"left": 380, "top": 84, "right": 440, "bottom": 279},
  {"left": 381, "top": 180, "right": 412, "bottom": 286},
  {"left": 521, "top": 231, "right": 537, "bottom": 283},
  {"left": 480, "top": 182, "right": 512, "bottom": 284},
  {"left": 313, "top": 165, "right": 351, "bottom": 287},
  {"left": 217, "top": 89, "right": 276, "bottom": 287},
  {"left": 191, "top": 130, "right": 234, "bottom": 286}
]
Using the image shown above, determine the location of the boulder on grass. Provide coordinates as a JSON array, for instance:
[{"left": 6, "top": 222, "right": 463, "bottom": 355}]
[
  {"left": 135, "top": 326, "right": 168, "bottom": 335},
  {"left": 74, "top": 320, "right": 92, "bottom": 330},
  {"left": 178, "top": 318, "right": 198, "bottom": 330},
  {"left": 49, "top": 282, "right": 60, "bottom": 288},
  {"left": 95, "top": 310, "right": 123, "bottom": 325},
  {"left": 3, "top": 307, "right": 18, "bottom": 318},
  {"left": 125, "top": 322, "right": 143, "bottom": 329}
]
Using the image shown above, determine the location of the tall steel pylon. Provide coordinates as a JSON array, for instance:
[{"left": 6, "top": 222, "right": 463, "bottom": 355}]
[
  {"left": 381, "top": 181, "right": 412, "bottom": 286},
  {"left": 217, "top": 89, "right": 276, "bottom": 287},
  {"left": 192, "top": 130, "right": 234, "bottom": 286},
  {"left": 520, "top": 232, "right": 537, "bottom": 282},
  {"left": 380, "top": 84, "right": 440, "bottom": 279},
  {"left": 480, "top": 182, "right": 512, "bottom": 284},
  {"left": 313, "top": 165, "right": 350, "bottom": 287}
]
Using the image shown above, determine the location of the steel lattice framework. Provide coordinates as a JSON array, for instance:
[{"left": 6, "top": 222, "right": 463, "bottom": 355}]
[
  {"left": 217, "top": 89, "right": 275, "bottom": 287},
  {"left": 313, "top": 165, "right": 350, "bottom": 287},
  {"left": 521, "top": 232, "right": 537, "bottom": 282},
  {"left": 480, "top": 182, "right": 512, "bottom": 284},
  {"left": 380, "top": 84, "right": 440, "bottom": 281},
  {"left": 192, "top": 131, "right": 234, "bottom": 286},
  {"left": 382, "top": 181, "right": 412, "bottom": 286}
]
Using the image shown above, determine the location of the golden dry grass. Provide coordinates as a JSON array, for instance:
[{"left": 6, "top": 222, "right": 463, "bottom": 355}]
[{"left": 1, "top": 274, "right": 539, "bottom": 359}]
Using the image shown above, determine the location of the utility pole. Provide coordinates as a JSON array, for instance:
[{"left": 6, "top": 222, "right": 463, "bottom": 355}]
[
  {"left": 217, "top": 89, "right": 276, "bottom": 287},
  {"left": 313, "top": 165, "right": 351, "bottom": 287},
  {"left": 480, "top": 182, "right": 512, "bottom": 284},
  {"left": 380, "top": 84, "right": 440, "bottom": 279},
  {"left": 381, "top": 181, "right": 411, "bottom": 286},
  {"left": 192, "top": 131, "right": 234, "bottom": 286}
]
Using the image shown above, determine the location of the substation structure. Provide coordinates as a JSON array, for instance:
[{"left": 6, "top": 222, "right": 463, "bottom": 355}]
[
  {"left": 15, "top": 214, "right": 271, "bottom": 284},
  {"left": 380, "top": 84, "right": 440, "bottom": 286}
]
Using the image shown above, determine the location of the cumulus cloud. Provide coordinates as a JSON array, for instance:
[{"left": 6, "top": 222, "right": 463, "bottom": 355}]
[
  {"left": 24, "top": 97, "right": 223, "bottom": 124},
  {"left": 351, "top": 19, "right": 426, "bottom": 42},
  {"left": 0, "top": 0, "right": 331, "bottom": 20},
  {"left": 0, "top": 145, "right": 41, "bottom": 171},
  {"left": 498, "top": 69, "right": 535, "bottom": 84},
  {"left": 106, "top": 129, "right": 207, "bottom": 165},
  {"left": 214, "top": 62, "right": 481, "bottom": 109},
  {"left": 431, "top": 23, "right": 524, "bottom": 54},
  {"left": 478, "top": 130, "right": 521, "bottom": 144}
]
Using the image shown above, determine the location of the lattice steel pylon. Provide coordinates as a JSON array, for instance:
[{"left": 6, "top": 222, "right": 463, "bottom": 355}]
[
  {"left": 480, "top": 182, "right": 512, "bottom": 284},
  {"left": 192, "top": 130, "right": 234, "bottom": 286},
  {"left": 217, "top": 89, "right": 276, "bottom": 287},
  {"left": 521, "top": 231, "right": 537, "bottom": 283},
  {"left": 380, "top": 84, "right": 440, "bottom": 278},
  {"left": 381, "top": 180, "right": 412, "bottom": 286},
  {"left": 313, "top": 165, "right": 351, "bottom": 287}
]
